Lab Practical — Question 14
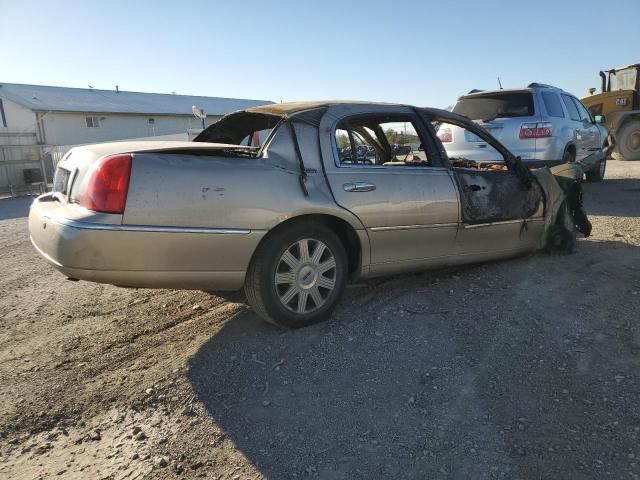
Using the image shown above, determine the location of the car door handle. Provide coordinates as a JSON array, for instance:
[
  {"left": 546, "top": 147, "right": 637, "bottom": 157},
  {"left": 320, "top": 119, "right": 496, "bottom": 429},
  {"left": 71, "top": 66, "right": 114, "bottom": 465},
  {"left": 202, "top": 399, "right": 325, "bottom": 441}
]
[{"left": 343, "top": 182, "right": 376, "bottom": 192}]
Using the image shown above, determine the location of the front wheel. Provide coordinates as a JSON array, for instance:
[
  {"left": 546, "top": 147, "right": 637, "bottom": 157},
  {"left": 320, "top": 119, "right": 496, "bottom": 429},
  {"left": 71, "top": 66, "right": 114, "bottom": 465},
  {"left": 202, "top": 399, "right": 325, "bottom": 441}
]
[
  {"left": 244, "top": 222, "right": 348, "bottom": 328},
  {"left": 612, "top": 119, "right": 640, "bottom": 161},
  {"left": 585, "top": 157, "right": 606, "bottom": 182},
  {"left": 545, "top": 201, "right": 577, "bottom": 254}
]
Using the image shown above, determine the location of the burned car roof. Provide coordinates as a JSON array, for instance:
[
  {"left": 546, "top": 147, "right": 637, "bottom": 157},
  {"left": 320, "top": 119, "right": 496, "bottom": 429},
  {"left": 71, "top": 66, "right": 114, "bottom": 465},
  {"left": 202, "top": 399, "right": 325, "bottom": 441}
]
[
  {"left": 243, "top": 100, "right": 468, "bottom": 121},
  {"left": 194, "top": 100, "right": 489, "bottom": 149},
  {"left": 244, "top": 100, "right": 397, "bottom": 116}
]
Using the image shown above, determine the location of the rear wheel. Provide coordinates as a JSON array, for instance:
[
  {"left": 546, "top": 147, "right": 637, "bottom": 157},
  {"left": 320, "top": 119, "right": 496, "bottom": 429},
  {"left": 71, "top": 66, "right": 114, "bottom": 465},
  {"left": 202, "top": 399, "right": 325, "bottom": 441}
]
[
  {"left": 612, "top": 119, "right": 640, "bottom": 161},
  {"left": 244, "top": 222, "right": 348, "bottom": 328},
  {"left": 562, "top": 148, "right": 575, "bottom": 164}
]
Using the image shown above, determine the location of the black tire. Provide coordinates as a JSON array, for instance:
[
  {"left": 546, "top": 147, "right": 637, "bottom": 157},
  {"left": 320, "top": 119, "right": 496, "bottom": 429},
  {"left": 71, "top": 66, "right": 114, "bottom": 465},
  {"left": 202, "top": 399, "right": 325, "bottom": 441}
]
[
  {"left": 585, "top": 157, "right": 606, "bottom": 182},
  {"left": 612, "top": 119, "right": 640, "bottom": 161},
  {"left": 244, "top": 221, "right": 348, "bottom": 328},
  {"left": 562, "top": 148, "right": 575, "bottom": 164},
  {"left": 545, "top": 201, "right": 577, "bottom": 254}
]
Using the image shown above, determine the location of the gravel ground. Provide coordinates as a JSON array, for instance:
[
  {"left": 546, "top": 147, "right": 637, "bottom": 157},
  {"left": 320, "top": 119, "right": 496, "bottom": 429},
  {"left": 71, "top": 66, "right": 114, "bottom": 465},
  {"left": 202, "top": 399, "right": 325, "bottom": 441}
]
[{"left": 0, "top": 161, "right": 639, "bottom": 480}]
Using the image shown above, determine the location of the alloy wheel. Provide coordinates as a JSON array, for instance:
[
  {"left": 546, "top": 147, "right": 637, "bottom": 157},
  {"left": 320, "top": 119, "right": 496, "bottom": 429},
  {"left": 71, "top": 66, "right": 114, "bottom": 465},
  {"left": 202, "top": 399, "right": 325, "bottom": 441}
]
[{"left": 274, "top": 239, "right": 336, "bottom": 314}]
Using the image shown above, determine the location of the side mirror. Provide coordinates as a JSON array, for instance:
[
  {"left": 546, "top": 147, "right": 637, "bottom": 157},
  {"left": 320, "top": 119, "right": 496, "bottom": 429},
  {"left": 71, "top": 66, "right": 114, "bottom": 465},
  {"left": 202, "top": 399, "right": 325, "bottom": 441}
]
[
  {"left": 594, "top": 115, "right": 606, "bottom": 125},
  {"left": 418, "top": 143, "right": 424, "bottom": 151}
]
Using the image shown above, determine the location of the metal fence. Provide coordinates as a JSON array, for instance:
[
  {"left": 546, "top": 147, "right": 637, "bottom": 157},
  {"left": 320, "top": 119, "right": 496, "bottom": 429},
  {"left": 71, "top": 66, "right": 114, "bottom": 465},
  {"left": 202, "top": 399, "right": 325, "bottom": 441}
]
[{"left": 0, "top": 144, "right": 55, "bottom": 197}]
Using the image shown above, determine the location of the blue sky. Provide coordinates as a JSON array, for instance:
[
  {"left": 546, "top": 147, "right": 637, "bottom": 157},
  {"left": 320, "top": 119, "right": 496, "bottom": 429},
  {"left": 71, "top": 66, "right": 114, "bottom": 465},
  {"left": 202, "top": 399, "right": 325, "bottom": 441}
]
[{"left": 2, "top": 0, "right": 638, "bottom": 108}]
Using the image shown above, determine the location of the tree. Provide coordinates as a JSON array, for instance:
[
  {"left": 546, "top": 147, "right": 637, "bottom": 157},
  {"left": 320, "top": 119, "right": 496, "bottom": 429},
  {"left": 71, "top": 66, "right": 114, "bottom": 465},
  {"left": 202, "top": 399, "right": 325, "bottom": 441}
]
[{"left": 336, "top": 133, "right": 350, "bottom": 149}]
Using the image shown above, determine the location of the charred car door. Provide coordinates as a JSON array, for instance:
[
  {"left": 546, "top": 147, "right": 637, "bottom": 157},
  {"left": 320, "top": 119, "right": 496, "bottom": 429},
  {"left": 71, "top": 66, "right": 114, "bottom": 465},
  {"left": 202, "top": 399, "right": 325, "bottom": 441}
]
[
  {"left": 319, "top": 105, "right": 459, "bottom": 277},
  {"left": 422, "top": 110, "right": 546, "bottom": 263}
]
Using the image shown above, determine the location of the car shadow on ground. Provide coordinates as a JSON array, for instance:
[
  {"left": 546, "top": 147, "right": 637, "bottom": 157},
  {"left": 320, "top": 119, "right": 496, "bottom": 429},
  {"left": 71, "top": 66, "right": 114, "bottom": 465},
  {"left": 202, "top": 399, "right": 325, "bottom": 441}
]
[
  {"left": 188, "top": 240, "right": 640, "bottom": 479},
  {"left": 584, "top": 177, "right": 640, "bottom": 217},
  {"left": 0, "top": 196, "right": 35, "bottom": 221}
]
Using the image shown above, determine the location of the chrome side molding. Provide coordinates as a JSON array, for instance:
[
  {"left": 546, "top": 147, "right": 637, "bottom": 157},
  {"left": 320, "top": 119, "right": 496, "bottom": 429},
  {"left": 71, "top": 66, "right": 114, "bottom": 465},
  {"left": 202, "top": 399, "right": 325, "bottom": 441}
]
[
  {"left": 43, "top": 215, "right": 251, "bottom": 235},
  {"left": 370, "top": 222, "right": 458, "bottom": 232},
  {"left": 463, "top": 217, "right": 544, "bottom": 229}
]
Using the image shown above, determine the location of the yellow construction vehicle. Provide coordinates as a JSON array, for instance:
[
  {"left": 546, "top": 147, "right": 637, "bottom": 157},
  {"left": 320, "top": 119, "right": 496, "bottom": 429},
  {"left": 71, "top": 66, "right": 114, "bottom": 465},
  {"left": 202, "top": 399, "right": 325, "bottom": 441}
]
[{"left": 582, "top": 64, "right": 640, "bottom": 160}]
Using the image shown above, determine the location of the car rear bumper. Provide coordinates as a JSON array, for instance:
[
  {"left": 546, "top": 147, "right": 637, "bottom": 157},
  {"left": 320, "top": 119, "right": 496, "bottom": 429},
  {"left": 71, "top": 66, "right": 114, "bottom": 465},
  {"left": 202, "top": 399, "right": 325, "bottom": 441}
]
[
  {"left": 506, "top": 136, "right": 565, "bottom": 162},
  {"left": 29, "top": 194, "right": 265, "bottom": 291}
]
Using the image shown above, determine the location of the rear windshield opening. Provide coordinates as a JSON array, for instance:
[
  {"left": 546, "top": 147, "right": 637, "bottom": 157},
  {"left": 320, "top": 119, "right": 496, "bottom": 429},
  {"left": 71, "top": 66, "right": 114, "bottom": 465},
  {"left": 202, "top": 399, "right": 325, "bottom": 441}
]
[
  {"left": 453, "top": 92, "right": 534, "bottom": 121},
  {"left": 193, "top": 111, "right": 282, "bottom": 146}
]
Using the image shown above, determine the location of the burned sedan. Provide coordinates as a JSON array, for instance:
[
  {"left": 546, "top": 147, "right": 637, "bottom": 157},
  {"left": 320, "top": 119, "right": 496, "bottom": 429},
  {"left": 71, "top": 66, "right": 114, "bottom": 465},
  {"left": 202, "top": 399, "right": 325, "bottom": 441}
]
[{"left": 29, "top": 101, "right": 586, "bottom": 328}]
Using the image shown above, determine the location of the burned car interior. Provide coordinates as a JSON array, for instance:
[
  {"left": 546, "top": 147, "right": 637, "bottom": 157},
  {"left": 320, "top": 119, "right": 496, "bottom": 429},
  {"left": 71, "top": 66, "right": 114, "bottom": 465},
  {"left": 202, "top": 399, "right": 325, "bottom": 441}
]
[{"left": 334, "top": 115, "right": 431, "bottom": 166}]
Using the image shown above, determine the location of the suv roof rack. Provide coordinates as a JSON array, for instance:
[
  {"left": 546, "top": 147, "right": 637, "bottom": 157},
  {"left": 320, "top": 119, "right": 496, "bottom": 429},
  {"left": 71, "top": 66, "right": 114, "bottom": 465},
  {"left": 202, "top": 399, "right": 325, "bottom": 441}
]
[{"left": 527, "top": 82, "right": 560, "bottom": 89}]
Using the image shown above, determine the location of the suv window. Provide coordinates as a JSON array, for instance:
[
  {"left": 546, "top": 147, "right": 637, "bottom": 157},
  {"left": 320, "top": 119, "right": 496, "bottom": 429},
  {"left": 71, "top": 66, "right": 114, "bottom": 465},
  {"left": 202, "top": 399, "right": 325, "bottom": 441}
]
[
  {"left": 561, "top": 94, "right": 581, "bottom": 121},
  {"left": 452, "top": 93, "right": 534, "bottom": 120},
  {"left": 335, "top": 115, "right": 431, "bottom": 167},
  {"left": 572, "top": 97, "right": 593, "bottom": 122},
  {"left": 541, "top": 91, "right": 564, "bottom": 118}
]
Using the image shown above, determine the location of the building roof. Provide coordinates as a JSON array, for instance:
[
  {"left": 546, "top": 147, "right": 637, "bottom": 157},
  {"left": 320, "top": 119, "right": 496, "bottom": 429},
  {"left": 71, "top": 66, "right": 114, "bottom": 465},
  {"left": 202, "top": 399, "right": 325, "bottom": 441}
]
[{"left": 0, "top": 82, "right": 272, "bottom": 116}]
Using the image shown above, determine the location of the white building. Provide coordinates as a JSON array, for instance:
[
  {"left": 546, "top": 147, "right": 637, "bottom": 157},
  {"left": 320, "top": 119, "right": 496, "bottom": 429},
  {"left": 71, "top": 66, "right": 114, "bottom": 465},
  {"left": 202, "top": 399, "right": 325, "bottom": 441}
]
[
  {"left": 0, "top": 82, "right": 272, "bottom": 146},
  {"left": 0, "top": 82, "right": 272, "bottom": 194}
]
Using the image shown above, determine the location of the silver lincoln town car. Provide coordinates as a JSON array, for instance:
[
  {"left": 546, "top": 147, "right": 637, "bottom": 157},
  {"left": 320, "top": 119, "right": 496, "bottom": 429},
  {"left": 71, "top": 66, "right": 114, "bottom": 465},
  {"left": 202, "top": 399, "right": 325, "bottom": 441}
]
[{"left": 29, "top": 101, "right": 588, "bottom": 328}]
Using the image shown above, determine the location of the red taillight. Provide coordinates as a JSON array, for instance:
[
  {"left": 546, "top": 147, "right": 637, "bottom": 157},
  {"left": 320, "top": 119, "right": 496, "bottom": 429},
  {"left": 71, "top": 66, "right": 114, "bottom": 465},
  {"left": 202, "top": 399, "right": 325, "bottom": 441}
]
[
  {"left": 80, "top": 154, "right": 132, "bottom": 213},
  {"left": 437, "top": 127, "right": 453, "bottom": 143},
  {"left": 519, "top": 122, "right": 553, "bottom": 139}
]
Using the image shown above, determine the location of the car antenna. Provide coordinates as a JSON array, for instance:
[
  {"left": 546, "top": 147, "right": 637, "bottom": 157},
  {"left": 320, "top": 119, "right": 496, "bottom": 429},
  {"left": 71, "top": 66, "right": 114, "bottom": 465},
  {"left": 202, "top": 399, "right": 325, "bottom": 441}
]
[{"left": 497, "top": 77, "right": 503, "bottom": 89}]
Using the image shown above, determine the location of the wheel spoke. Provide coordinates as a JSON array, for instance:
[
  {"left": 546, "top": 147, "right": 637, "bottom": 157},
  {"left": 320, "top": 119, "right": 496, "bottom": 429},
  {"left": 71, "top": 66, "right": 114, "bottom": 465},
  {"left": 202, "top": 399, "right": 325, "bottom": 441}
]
[
  {"left": 298, "top": 239, "right": 310, "bottom": 263},
  {"left": 280, "top": 250, "right": 299, "bottom": 270},
  {"left": 309, "top": 286, "right": 324, "bottom": 307},
  {"left": 275, "top": 272, "right": 297, "bottom": 284},
  {"left": 318, "top": 257, "right": 336, "bottom": 274},
  {"left": 280, "top": 285, "right": 299, "bottom": 305},
  {"left": 317, "top": 275, "right": 335, "bottom": 290},
  {"left": 310, "top": 242, "right": 326, "bottom": 265},
  {"left": 296, "top": 291, "right": 309, "bottom": 313}
]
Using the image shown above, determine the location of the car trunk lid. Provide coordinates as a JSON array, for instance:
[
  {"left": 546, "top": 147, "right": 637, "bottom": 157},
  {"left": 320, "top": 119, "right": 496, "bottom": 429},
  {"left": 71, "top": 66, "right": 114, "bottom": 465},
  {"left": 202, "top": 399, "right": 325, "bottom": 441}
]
[{"left": 52, "top": 141, "right": 259, "bottom": 205}]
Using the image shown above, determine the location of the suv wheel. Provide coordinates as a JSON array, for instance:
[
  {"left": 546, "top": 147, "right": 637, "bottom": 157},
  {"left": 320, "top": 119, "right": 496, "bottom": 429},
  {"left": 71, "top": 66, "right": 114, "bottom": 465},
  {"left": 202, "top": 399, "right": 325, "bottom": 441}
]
[
  {"left": 562, "top": 149, "right": 575, "bottom": 164},
  {"left": 244, "top": 222, "right": 348, "bottom": 328}
]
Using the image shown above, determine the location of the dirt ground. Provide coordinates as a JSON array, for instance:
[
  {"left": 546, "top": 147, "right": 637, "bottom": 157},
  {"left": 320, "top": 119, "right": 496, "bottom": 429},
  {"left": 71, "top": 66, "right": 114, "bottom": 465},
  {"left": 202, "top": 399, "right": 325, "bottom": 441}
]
[{"left": 1, "top": 161, "right": 639, "bottom": 480}]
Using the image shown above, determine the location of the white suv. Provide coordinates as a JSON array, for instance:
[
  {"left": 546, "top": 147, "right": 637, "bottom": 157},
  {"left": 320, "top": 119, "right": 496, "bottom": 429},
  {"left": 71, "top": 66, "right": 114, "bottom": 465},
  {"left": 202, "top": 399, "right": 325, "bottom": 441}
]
[{"left": 439, "top": 83, "right": 608, "bottom": 181}]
